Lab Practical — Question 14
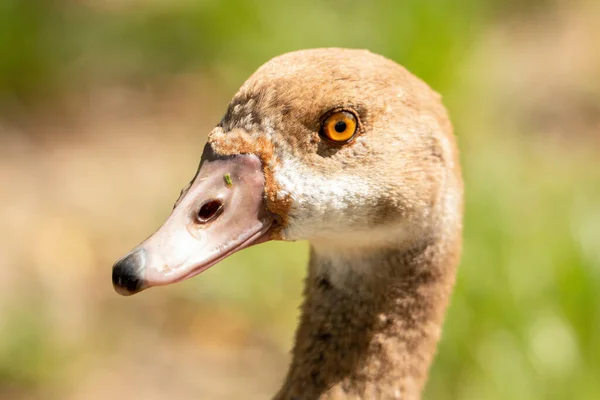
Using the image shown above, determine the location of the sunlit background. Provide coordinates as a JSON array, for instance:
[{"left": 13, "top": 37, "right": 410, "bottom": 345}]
[{"left": 1, "top": 0, "right": 599, "bottom": 399}]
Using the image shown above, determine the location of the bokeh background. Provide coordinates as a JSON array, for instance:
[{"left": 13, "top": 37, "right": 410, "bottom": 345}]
[{"left": 1, "top": 0, "right": 599, "bottom": 399}]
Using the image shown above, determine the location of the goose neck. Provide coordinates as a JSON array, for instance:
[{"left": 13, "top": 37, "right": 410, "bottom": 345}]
[{"left": 275, "top": 240, "right": 458, "bottom": 400}]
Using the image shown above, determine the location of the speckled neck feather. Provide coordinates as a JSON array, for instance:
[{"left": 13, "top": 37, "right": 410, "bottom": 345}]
[{"left": 275, "top": 232, "right": 460, "bottom": 400}]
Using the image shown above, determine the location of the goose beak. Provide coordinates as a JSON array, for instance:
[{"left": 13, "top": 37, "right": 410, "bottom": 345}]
[{"left": 112, "top": 144, "right": 273, "bottom": 296}]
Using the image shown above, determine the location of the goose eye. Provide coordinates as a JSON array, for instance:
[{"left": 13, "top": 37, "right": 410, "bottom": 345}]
[{"left": 321, "top": 111, "right": 357, "bottom": 143}]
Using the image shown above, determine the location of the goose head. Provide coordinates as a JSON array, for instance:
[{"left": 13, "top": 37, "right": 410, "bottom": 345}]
[{"left": 112, "top": 48, "right": 460, "bottom": 295}]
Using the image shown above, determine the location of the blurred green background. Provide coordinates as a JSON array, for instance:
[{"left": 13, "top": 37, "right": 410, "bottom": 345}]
[{"left": 1, "top": 0, "right": 599, "bottom": 399}]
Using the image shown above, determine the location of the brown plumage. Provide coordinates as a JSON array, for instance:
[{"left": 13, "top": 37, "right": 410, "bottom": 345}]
[{"left": 112, "top": 48, "right": 463, "bottom": 399}]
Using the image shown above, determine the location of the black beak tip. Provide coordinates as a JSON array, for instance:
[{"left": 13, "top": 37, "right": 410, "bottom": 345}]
[{"left": 112, "top": 250, "right": 146, "bottom": 296}]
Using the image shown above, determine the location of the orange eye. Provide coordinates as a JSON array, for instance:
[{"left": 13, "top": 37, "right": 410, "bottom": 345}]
[{"left": 321, "top": 111, "right": 357, "bottom": 143}]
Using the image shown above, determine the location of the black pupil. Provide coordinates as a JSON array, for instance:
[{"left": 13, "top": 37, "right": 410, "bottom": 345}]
[
  {"left": 334, "top": 120, "right": 347, "bottom": 133},
  {"left": 197, "top": 200, "right": 222, "bottom": 222}
]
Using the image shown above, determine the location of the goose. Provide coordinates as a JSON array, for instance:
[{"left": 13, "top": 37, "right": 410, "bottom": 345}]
[{"left": 112, "top": 48, "right": 463, "bottom": 400}]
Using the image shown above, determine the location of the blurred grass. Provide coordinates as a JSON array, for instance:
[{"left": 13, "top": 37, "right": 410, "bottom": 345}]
[
  {"left": 1, "top": 0, "right": 599, "bottom": 399},
  {"left": 426, "top": 133, "right": 600, "bottom": 400},
  {"left": 0, "top": 0, "right": 486, "bottom": 104}
]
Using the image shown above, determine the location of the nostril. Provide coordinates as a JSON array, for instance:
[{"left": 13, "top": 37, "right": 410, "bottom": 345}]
[{"left": 196, "top": 199, "right": 223, "bottom": 224}]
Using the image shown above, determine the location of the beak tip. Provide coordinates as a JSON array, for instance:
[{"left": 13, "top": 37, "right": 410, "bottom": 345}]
[
  {"left": 112, "top": 284, "right": 141, "bottom": 296},
  {"left": 112, "top": 273, "right": 147, "bottom": 296},
  {"left": 112, "top": 250, "right": 147, "bottom": 296}
]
